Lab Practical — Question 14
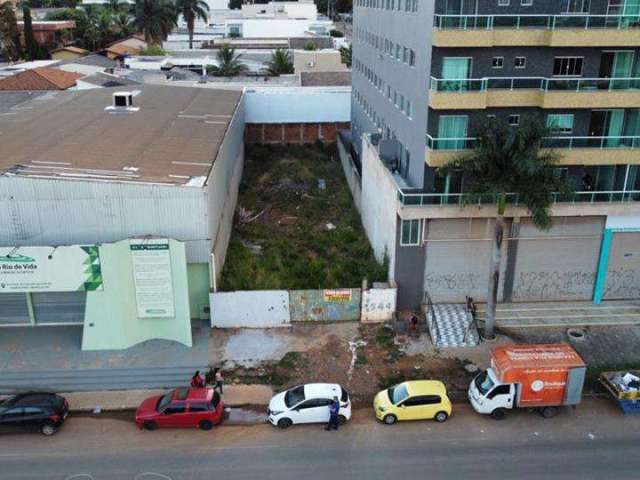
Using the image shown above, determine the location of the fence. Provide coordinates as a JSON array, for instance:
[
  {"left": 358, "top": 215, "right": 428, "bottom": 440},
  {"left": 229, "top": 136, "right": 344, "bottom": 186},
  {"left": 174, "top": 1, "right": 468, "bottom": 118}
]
[{"left": 210, "top": 285, "right": 396, "bottom": 328}]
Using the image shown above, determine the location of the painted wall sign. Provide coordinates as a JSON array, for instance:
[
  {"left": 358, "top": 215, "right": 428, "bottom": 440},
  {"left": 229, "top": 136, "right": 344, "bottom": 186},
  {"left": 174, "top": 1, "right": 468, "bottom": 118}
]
[
  {"left": 130, "top": 239, "right": 175, "bottom": 318},
  {"left": 323, "top": 289, "right": 353, "bottom": 302},
  {"left": 0, "top": 246, "right": 102, "bottom": 293}
]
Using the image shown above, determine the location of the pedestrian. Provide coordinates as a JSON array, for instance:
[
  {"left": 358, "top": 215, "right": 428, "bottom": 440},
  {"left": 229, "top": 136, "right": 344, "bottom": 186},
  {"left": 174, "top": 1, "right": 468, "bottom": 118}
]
[
  {"left": 214, "top": 368, "right": 224, "bottom": 395},
  {"left": 190, "top": 370, "right": 204, "bottom": 389},
  {"left": 409, "top": 314, "right": 419, "bottom": 338},
  {"left": 325, "top": 396, "right": 340, "bottom": 431}
]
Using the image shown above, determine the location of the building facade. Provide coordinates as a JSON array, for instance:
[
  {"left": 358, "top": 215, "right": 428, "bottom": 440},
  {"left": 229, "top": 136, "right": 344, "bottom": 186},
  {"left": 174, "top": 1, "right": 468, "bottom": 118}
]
[{"left": 351, "top": 0, "right": 640, "bottom": 308}]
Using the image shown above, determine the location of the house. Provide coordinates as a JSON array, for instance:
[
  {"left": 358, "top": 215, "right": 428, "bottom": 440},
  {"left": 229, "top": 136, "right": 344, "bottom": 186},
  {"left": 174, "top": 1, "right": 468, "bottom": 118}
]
[
  {"left": 293, "top": 50, "right": 348, "bottom": 74},
  {"left": 17, "top": 20, "right": 75, "bottom": 49},
  {"left": 104, "top": 37, "right": 148, "bottom": 60},
  {"left": 50, "top": 46, "right": 89, "bottom": 61},
  {"left": 0, "top": 67, "right": 82, "bottom": 90}
]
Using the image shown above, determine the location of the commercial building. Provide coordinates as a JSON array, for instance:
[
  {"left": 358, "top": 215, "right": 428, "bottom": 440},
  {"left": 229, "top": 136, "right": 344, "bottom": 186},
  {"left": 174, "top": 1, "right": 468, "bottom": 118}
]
[
  {"left": 0, "top": 85, "right": 245, "bottom": 350},
  {"left": 350, "top": 0, "right": 640, "bottom": 308}
]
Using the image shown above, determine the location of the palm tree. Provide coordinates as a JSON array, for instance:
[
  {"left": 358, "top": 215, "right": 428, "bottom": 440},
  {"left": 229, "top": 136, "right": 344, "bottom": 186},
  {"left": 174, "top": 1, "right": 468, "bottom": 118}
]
[
  {"left": 113, "top": 11, "right": 134, "bottom": 37},
  {"left": 438, "top": 118, "right": 573, "bottom": 340},
  {"left": 264, "top": 48, "right": 293, "bottom": 76},
  {"left": 175, "top": 0, "right": 208, "bottom": 50},
  {"left": 207, "top": 44, "right": 248, "bottom": 76},
  {"left": 96, "top": 8, "right": 115, "bottom": 48},
  {"left": 133, "top": 0, "right": 177, "bottom": 44},
  {"left": 107, "top": 0, "right": 126, "bottom": 13}
]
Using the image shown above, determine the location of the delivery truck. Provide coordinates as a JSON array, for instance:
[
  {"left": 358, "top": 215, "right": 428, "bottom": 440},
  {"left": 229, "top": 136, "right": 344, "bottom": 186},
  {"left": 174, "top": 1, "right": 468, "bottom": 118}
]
[{"left": 468, "top": 343, "right": 586, "bottom": 420}]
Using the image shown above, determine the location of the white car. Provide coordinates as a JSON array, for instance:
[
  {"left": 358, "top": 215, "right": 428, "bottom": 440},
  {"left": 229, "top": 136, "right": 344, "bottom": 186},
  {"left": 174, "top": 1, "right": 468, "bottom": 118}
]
[{"left": 267, "top": 383, "right": 352, "bottom": 429}]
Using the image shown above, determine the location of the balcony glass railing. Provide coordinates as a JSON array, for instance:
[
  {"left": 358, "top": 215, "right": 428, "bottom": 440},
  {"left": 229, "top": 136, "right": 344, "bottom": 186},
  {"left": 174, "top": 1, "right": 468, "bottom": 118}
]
[
  {"left": 398, "top": 190, "right": 640, "bottom": 207},
  {"left": 433, "top": 14, "right": 640, "bottom": 30},
  {"left": 429, "top": 76, "right": 640, "bottom": 93},
  {"left": 426, "top": 134, "right": 640, "bottom": 151}
]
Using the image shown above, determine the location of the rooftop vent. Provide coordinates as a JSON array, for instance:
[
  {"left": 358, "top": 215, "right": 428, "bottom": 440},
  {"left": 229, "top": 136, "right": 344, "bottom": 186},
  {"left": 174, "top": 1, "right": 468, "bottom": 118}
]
[{"left": 105, "top": 90, "right": 140, "bottom": 113}]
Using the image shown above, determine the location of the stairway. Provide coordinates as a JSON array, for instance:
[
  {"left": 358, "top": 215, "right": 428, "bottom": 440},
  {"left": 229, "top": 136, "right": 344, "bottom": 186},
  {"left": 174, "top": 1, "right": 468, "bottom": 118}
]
[
  {"left": 475, "top": 300, "right": 640, "bottom": 328},
  {"left": 0, "top": 366, "right": 208, "bottom": 395},
  {"left": 425, "top": 303, "right": 480, "bottom": 348}
]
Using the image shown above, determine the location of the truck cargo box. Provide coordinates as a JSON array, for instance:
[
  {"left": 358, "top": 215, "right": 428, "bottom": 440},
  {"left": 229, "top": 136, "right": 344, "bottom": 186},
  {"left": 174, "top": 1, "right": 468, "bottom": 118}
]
[{"left": 491, "top": 344, "right": 586, "bottom": 407}]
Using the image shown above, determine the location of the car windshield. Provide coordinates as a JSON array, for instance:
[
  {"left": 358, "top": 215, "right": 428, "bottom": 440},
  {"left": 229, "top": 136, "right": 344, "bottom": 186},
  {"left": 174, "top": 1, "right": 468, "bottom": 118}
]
[
  {"left": 157, "top": 393, "right": 173, "bottom": 412},
  {"left": 284, "top": 386, "right": 305, "bottom": 408},
  {"left": 475, "top": 371, "right": 495, "bottom": 396},
  {"left": 387, "top": 384, "right": 409, "bottom": 405}
]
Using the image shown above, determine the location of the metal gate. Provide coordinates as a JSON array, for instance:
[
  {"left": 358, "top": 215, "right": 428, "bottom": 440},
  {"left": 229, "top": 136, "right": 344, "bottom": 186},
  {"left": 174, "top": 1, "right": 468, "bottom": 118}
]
[
  {"left": 0, "top": 293, "right": 30, "bottom": 326},
  {"left": 604, "top": 232, "right": 640, "bottom": 300}
]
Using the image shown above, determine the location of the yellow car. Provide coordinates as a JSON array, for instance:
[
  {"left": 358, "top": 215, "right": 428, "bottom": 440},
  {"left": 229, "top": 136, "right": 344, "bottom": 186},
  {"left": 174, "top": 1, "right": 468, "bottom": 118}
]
[{"left": 373, "top": 380, "right": 452, "bottom": 425}]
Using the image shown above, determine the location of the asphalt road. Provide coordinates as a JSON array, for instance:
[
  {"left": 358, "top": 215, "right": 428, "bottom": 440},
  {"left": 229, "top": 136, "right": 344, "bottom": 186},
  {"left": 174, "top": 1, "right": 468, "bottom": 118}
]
[{"left": 1, "top": 399, "right": 639, "bottom": 480}]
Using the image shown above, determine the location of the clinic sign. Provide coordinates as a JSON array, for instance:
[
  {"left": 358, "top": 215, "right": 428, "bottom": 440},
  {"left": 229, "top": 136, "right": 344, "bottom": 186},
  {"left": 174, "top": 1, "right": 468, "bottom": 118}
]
[
  {"left": 130, "top": 239, "right": 175, "bottom": 318},
  {"left": 0, "top": 245, "right": 103, "bottom": 293}
]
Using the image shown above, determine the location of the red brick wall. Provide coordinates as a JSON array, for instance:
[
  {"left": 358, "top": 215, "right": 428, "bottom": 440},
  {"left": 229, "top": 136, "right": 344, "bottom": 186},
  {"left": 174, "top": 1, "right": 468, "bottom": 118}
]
[{"left": 246, "top": 122, "right": 351, "bottom": 145}]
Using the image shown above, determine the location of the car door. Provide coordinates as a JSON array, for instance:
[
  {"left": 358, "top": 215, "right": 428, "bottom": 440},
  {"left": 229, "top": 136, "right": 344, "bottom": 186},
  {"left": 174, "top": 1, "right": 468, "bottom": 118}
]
[
  {"left": 188, "top": 402, "right": 211, "bottom": 426},
  {"left": 291, "top": 399, "right": 330, "bottom": 424},
  {"left": 159, "top": 403, "right": 188, "bottom": 428},
  {"left": 396, "top": 396, "right": 424, "bottom": 420},
  {"left": 420, "top": 395, "right": 443, "bottom": 419},
  {"left": 21, "top": 407, "right": 47, "bottom": 431},
  {"left": 0, "top": 407, "right": 26, "bottom": 432}
]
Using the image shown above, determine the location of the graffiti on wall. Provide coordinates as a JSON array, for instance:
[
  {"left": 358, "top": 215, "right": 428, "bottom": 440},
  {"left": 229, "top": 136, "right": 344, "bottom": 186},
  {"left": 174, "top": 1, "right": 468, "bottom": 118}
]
[
  {"left": 604, "top": 268, "right": 640, "bottom": 299},
  {"left": 512, "top": 271, "right": 596, "bottom": 300},
  {"left": 424, "top": 272, "right": 482, "bottom": 294}
]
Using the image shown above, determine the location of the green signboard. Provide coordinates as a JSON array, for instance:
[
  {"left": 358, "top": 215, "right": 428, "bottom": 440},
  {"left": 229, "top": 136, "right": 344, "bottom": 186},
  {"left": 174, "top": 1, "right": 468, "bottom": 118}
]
[{"left": 0, "top": 245, "right": 102, "bottom": 293}]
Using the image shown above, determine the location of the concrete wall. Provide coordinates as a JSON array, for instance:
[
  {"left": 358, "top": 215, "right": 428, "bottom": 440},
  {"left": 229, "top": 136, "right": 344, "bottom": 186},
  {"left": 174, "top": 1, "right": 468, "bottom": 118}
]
[
  {"left": 361, "top": 285, "right": 397, "bottom": 323},
  {"left": 82, "top": 238, "right": 192, "bottom": 350},
  {"left": 0, "top": 176, "right": 210, "bottom": 263},
  {"left": 244, "top": 87, "right": 351, "bottom": 124},
  {"left": 187, "top": 263, "right": 211, "bottom": 320},
  {"left": 210, "top": 290, "right": 291, "bottom": 328},
  {"left": 360, "top": 137, "right": 398, "bottom": 282},
  {"left": 605, "top": 231, "right": 640, "bottom": 300},
  {"left": 289, "top": 289, "right": 362, "bottom": 322},
  {"left": 245, "top": 122, "right": 350, "bottom": 144},
  {"left": 294, "top": 50, "right": 348, "bottom": 73},
  {"left": 207, "top": 94, "right": 246, "bottom": 284},
  {"left": 337, "top": 135, "right": 362, "bottom": 213}
]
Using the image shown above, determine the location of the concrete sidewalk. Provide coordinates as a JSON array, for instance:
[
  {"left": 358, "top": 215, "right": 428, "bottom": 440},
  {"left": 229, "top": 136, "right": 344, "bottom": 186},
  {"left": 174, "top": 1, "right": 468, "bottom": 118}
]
[{"left": 63, "top": 384, "right": 274, "bottom": 412}]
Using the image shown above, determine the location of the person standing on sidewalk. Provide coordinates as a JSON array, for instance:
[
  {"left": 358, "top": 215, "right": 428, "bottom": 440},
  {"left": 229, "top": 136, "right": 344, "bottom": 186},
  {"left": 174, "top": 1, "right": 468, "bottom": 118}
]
[
  {"left": 214, "top": 368, "right": 224, "bottom": 395},
  {"left": 325, "top": 396, "right": 340, "bottom": 431}
]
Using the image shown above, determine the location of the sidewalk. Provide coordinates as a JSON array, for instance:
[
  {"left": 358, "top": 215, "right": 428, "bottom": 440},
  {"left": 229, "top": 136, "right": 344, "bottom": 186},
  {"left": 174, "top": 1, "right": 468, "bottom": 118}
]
[{"left": 63, "top": 384, "right": 274, "bottom": 412}]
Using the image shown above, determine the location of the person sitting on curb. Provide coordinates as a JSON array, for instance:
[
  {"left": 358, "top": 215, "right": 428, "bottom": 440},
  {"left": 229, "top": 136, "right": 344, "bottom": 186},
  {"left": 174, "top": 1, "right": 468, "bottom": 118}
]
[{"left": 190, "top": 370, "right": 205, "bottom": 389}]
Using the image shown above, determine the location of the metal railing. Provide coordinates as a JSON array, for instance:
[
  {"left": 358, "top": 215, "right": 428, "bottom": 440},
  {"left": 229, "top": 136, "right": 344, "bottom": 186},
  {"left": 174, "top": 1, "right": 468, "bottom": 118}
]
[
  {"left": 429, "top": 76, "right": 640, "bottom": 93},
  {"left": 426, "top": 134, "right": 640, "bottom": 151},
  {"left": 434, "top": 13, "right": 640, "bottom": 30},
  {"left": 398, "top": 190, "right": 640, "bottom": 207}
]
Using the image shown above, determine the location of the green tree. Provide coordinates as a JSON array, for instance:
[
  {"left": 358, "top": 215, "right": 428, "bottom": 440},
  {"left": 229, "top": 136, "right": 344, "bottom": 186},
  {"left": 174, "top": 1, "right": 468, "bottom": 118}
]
[
  {"left": 139, "top": 43, "right": 165, "bottom": 55},
  {"left": 303, "top": 41, "right": 316, "bottom": 51},
  {"left": 107, "top": 0, "right": 126, "bottom": 13},
  {"left": 207, "top": 44, "right": 248, "bottom": 76},
  {"left": 132, "top": 0, "right": 177, "bottom": 44},
  {"left": 339, "top": 43, "right": 351, "bottom": 68},
  {"left": 175, "top": 0, "right": 208, "bottom": 49},
  {"left": 228, "top": 0, "right": 242, "bottom": 9},
  {"left": 113, "top": 11, "right": 134, "bottom": 37},
  {"left": 22, "top": 3, "right": 38, "bottom": 60},
  {"left": 0, "top": 2, "right": 22, "bottom": 60},
  {"left": 439, "top": 118, "right": 573, "bottom": 339},
  {"left": 265, "top": 48, "right": 293, "bottom": 76}
]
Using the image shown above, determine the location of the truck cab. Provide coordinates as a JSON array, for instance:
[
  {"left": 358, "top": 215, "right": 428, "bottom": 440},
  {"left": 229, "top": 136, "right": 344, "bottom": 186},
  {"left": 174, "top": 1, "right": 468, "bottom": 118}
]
[{"left": 468, "top": 368, "right": 515, "bottom": 419}]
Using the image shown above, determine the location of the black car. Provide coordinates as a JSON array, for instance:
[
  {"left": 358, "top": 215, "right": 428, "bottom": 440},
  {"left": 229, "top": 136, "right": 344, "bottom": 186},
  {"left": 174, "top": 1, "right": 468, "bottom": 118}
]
[{"left": 0, "top": 393, "right": 69, "bottom": 436}]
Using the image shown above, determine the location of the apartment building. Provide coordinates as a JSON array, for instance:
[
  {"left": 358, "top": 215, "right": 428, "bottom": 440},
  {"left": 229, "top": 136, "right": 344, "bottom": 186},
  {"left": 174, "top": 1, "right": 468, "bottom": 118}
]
[{"left": 350, "top": 0, "right": 640, "bottom": 308}]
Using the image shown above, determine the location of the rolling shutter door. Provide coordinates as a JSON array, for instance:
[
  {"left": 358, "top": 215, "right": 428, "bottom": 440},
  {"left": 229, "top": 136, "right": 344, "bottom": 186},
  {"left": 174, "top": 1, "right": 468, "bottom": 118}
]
[
  {"left": 31, "top": 292, "right": 87, "bottom": 324},
  {"left": 0, "top": 293, "right": 30, "bottom": 325}
]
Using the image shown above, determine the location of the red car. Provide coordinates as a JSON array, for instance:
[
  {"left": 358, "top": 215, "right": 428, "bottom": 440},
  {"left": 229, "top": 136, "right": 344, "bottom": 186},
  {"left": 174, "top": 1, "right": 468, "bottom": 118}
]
[{"left": 135, "top": 387, "right": 224, "bottom": 431}]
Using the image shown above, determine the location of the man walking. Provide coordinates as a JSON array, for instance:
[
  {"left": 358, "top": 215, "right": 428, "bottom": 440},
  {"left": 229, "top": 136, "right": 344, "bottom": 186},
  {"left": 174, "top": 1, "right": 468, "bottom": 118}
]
[{"left": 325, "top": 396, "right": 340, "bottom": 431}]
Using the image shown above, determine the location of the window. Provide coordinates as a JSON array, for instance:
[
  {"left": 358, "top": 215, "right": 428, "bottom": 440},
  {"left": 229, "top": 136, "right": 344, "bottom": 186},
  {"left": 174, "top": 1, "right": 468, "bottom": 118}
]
[
  {"left": 401, "top": 395, "right": 442, "bottom": 407},
  {"left": 409, "top": 49, "right": 416, "bottom": 66},
  {"left": 521, "top": 0, "right": 532, "bottom": 5},
  {"left": 553, "top": 57, "right": 584, "bottom": 76},
  {"left": 1, "top": 408, "right": 24, "bottom": 419},
  {"left": 400, "top": 220, "right": 421, "bottom": 246},
  {"left": 492, "top": 56, "right": 504, "bottom": 69},
  {"left": 189, "top": 403, "right": 210, "bottom": 412},
  {"left": 297, "top": 399, "right": 331, "bottom": 410},
  {"left": 547, "top": 114, "right": 574, "bottom": 133},
  {"left": 514, "top": 56, "right": 526, "bottom": 69},
  {"left": 498, "top": 0, "right": 510, "bottom": 5},
  {"left": 487, "top": 114, "right": 497, "bottom": 120},
  {"left": 508, "top": 114, "right": 520, "bottom": 126},
  {"left": 561, "top": 0, "right": 590, "bottom": 13},
  {"left": 487, "top": 385, "right": 511, "bottom": 399},
  {"left": 23, "top": 407, "right": 44, "bottom": 415},
  {"left": 163, "top": 405, "right": 186, "bottom": 415}
]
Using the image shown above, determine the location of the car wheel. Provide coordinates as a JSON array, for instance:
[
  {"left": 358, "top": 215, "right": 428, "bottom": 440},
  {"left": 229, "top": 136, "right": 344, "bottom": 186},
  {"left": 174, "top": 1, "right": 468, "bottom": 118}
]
[
  {"left": 541, "top": 406, "right": 558, "bottom": 419},
  {"left": 435, "top": 411, "right": 448, "bottom": 423},
  {"left": 491, "top": 408, "right": 506, "bottom": 420},
  {"left": 337, "top": 414, "right": 347, "bottom": 425},
  {"left": 40, "top": 422, "right": 57, "bottom": 436},
  {"left": 199, "top": 420, "right": 213, "bottom": 430},
  {"left": 383, "top": 414, "right": 397, "bottom": 425},
  {"left": 143, "top": 420, "right": 158, "bottom": 431},
  {"left": 277, "top": 418, "right": 292, "bottom": 429}
]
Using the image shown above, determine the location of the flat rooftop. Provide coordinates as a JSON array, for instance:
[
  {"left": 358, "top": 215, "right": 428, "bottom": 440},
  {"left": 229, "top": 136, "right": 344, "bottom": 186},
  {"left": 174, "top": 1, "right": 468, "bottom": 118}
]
[{"left": 0, "top": 85, "right": 241, "bottom": 186}]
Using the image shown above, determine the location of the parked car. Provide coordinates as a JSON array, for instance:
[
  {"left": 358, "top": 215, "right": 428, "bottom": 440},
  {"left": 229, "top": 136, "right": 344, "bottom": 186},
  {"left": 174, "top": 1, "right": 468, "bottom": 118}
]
[
  {"left": 373, "top": 380, "right": 452, "bottom": 425},
  {"left": 0, "top": 392, "right": 69, "bottom": 436},
  {"left": 267, "top": 383, "right": 351, "bottom": 429},
  {"left": 135, "top": 387, "right": 224, "bottom": 430}
]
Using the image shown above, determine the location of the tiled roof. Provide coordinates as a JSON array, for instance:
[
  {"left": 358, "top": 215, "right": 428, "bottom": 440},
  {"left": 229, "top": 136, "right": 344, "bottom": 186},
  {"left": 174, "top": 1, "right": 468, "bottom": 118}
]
[{"left": 0, "top": 67, "right": 83, "bottom": 91}]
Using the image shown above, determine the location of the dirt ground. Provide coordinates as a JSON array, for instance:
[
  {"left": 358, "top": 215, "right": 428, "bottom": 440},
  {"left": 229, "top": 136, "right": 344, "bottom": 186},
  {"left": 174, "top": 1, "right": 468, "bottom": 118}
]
[{"left": 220, "top": 323, "right": 477, "bottom": 407}]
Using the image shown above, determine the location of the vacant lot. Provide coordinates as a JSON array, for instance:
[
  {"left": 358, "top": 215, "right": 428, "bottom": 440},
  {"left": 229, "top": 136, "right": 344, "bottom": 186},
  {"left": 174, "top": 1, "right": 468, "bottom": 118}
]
[{"left": 220, "top": 144, "right": 387, "bottom": 290}]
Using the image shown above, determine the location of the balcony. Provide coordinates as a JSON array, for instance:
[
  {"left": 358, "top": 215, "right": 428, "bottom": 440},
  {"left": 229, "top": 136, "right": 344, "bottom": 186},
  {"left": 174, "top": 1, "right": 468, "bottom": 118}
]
[
  {"left": 429, "top": 76, "right": 640, "bottom": 110},
  {"left": 433, "top": 14, "right": 640, "bottom": 47},
  {"left": 425, "top": 134, "right": 640, "bottom": 167}
]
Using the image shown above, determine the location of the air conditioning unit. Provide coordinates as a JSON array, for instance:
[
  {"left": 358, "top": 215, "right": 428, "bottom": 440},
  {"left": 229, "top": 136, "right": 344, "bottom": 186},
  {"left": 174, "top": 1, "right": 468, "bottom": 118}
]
[
  {"left": 199, "top": 304, "right": 210, "bottom": 320},
  {"left": 113, "top": 91, "right": 133, "bottom": 108}
]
